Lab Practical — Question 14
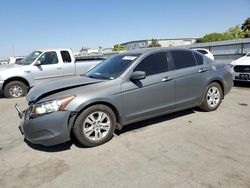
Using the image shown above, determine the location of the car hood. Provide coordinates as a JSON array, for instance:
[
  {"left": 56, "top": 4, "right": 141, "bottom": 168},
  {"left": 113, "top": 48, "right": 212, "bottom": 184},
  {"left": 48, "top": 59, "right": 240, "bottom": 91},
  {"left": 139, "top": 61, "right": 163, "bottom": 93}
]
[
  {"left": 0, "top": 63, "right": 23, "bottom": 71},
  {"left": 27, "top": 76, "right": 104, "bottom": 103},
  {"left": 231, "top": 56, "right": 250, "bottom": 66}
]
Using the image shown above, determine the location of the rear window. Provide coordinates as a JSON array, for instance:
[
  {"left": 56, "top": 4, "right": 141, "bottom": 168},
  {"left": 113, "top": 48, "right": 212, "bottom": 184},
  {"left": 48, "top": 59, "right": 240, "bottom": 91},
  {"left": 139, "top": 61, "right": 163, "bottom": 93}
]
[
  {"left": 61, "top": 51, "right": 72, "bottom": 63},
  {"left": 196, "top": 50, "right": 208, "bottom": 55},
  {"left": 171, "top": 50, "right": 197, "bottom": 69},
  {"left": 194, "top": 52, "right": 204, "bottom": 65}
]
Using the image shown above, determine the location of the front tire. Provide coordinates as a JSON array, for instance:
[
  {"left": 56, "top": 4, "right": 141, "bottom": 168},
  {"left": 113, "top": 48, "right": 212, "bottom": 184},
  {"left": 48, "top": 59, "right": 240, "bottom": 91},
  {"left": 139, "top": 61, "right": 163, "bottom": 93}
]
[
  {"left": 73, "top": 105, "right": 116, "bottom": 147},
  {"left": 200, "top": 82, "right": 223, "bottom": 112},
  {"left": 3, "top": 81, "right": 28, "bottom": 98}
]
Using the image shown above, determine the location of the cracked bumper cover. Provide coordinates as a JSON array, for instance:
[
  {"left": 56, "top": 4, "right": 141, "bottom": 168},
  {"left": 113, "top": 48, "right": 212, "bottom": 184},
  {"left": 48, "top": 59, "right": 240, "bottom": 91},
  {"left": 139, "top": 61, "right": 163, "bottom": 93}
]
[{"left": 19, "top": 111, "right": 75, "bottom": 146}]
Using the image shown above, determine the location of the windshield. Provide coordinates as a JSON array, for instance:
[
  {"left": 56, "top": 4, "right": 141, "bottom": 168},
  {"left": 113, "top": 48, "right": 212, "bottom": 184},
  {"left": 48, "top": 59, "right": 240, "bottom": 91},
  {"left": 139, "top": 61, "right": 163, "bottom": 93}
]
[
  {"left": 19, "top": 51, "right": 42, "bottom": 65},
  {"left": 85, "top": 53, "right": 140, "bottom": 80}
]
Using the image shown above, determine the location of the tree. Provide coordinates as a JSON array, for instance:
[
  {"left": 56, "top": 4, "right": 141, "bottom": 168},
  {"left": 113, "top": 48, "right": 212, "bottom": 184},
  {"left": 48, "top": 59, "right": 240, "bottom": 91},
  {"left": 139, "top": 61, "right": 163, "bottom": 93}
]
[
  {"left": 241, "top": 17, "right": 250, "bottom": 38},
  {"left": 113, "top": 44, "right": 127, "bottom": 52},
  {"left": 200, "top": 25, "right": 244, "bottom": 42},
  {"left": 224, "top": 25, "right": 244, "bottom": 40},
  {"left": 200, "top": 32, "right": 226, "bottom": 42},
  {"left": 148, "top": 38, "right": 161, "bottom": 48}
]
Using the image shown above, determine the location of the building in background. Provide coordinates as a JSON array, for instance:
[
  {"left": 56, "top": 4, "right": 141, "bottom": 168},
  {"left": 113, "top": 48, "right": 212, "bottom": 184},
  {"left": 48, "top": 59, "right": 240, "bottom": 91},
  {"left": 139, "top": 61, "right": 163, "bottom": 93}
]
[{"left": 121, "top": 38, "right": 197, "bottom": 50}]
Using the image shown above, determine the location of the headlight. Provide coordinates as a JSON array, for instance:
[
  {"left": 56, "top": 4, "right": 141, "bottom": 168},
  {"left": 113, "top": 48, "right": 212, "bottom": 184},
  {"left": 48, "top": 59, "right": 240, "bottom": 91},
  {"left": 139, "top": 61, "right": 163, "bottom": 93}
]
[{"left": 31, "top": 96, "right": 75, "bottom": 115}]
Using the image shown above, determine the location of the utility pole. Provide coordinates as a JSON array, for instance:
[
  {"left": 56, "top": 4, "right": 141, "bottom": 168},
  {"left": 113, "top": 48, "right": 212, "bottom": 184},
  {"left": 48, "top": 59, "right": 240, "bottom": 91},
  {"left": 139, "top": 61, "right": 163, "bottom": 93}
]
[{"left": 12, "top": 44, "right": 15, "bottom": 56}]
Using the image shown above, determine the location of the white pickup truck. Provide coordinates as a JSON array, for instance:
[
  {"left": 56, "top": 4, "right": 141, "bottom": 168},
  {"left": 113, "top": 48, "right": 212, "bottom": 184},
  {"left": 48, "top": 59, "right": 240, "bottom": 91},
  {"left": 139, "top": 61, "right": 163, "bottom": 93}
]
[{"left": 0, "top": 49, "right": 104, "bottom": 98}]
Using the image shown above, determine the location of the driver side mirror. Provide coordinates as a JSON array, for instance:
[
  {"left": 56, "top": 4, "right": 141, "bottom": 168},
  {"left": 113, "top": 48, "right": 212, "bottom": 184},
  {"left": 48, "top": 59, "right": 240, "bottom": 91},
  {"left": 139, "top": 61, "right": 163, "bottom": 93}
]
[
  {"left": 130, "top": 71, "right": 146, "bottom": 81},
  {"left": 34, "top": 61, "right": 41, "bottom": 66}
]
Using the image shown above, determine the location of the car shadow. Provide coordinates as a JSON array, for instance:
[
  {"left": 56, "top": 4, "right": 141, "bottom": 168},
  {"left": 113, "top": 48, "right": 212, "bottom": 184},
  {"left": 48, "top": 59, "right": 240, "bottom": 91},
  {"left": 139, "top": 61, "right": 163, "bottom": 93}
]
[
  {"left": 233, "top": 81, "right": 250, "bottom": 88},
  {"left": 24, "top": 138, "right": 73, "bottom": 152},
  {"left": 25, "top": 108, "right": 196, "bottom": 152}
]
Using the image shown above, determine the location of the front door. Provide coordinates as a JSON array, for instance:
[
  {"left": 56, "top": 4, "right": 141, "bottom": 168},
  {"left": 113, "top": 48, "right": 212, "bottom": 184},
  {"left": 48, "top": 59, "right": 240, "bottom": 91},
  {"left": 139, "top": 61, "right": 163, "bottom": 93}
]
[
  {"left": 32, "top": 51, "right": 63, "bottom": 84},
  {"left": 121, "top": 51, "right": 175, "bottom": 124}
]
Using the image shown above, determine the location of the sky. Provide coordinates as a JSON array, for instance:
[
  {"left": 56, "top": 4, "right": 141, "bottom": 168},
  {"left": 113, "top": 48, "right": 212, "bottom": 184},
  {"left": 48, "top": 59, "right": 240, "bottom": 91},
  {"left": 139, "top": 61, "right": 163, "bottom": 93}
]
[{"left": 0, "top": 0, "right": 249, "bottom": 59}]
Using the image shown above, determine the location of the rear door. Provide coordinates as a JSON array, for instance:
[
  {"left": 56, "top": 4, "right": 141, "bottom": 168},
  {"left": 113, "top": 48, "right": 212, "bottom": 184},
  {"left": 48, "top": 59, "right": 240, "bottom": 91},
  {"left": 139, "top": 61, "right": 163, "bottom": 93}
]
[
  {"left": 31, "top": 51, "right": 63, "bottom": 84},
  {"left": 170, "top": 50, "right": 210, "bottom": 108},
  {"left": 121, "top": 51, "right": 175, "bottom": 123}
]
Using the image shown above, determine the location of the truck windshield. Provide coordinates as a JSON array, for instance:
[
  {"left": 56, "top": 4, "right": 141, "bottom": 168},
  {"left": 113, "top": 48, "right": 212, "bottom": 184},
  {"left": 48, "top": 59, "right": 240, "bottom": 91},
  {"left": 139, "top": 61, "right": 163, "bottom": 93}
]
[
  {"left": 85, "top": 53, "right": 140, "bottom": 80},
  {"left": 18, "top": 51, "right": 42, "bottom": 65}
]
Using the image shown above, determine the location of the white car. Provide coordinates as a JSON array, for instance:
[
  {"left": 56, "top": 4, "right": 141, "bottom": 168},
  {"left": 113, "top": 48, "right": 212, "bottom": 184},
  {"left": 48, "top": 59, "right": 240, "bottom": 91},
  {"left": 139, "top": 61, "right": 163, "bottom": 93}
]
[
  {"left": 193, "top": 48, "right": 214, "bottom": 60},
  {"left": 230, "top": 52, "right": 250, "bottom": 82}
]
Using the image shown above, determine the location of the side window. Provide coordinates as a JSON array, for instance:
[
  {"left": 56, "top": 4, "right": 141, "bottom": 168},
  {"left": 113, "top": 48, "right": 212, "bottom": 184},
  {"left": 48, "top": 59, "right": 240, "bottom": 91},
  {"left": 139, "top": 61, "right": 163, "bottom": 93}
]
[
  {"left": 38, "top": 51, "right": 58, "bottom": 65},
  {"left": 61, "top": 51, "right": 72, "bottom": 63},
  {"left": 171, "top": 50, "right": 197, "bottom": 69},
  {"left": 134, "top": 52, "right": 168, "bottom": 76},
  {"left": 194, "top": 52, "right": 204, "bottom": 65}
]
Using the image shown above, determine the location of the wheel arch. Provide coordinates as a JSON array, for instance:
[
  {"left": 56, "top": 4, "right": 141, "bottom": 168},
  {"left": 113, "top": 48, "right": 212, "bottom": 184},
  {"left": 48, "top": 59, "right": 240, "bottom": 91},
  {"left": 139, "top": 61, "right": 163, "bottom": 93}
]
[
  {"left": 73, "top": 101, "right": 122, "bottom": 129},
  {"left": 3, "top": 77, "right": 30, "bottom": 90}
]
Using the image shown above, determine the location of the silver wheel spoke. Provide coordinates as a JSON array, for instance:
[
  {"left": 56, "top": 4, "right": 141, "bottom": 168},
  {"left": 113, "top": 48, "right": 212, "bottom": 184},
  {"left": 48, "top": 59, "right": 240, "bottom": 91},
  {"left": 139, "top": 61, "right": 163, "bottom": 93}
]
[
  {"left": 101, "top": 126, "right": 109, "bottom": 131},
  {"left": 9, "top": 86, "right": 23, "bottom": 97},
  {"left": 206, "top": 86, "right": 220, "bottom": 108},
  {"left": 85, "top": 129, "right": 94, "bottom": 137},
  {"left": 84, "top": 126, "right": 93, "bottom": 133},
  {"left": 94, "top": 130, "right": 99, "bottom": 140},
  {"left": 85, "top": 118, "right": 94, "bottom": 125},
  {"left": 83, "top": 111, "right": 111, "bottom": 141}
]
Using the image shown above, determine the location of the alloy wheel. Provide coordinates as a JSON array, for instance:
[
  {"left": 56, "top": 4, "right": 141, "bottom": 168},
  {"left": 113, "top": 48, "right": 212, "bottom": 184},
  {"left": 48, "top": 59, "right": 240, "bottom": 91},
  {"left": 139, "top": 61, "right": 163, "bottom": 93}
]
[{"left": 83, "top": 111, "right": 111, "bottom": 141}]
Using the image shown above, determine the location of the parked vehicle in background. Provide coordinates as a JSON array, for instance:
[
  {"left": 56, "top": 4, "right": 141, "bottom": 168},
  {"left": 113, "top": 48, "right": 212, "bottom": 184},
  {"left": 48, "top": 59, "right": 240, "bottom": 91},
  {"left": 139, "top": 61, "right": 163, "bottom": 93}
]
[
  {"left": 0, "top": 49, "right": 104, "bottom": 98},
  {"left": 230, "top": 52, "right": 250, "bottom": 82},
  {"left": 7, "top": 57, "right": 24, "bottom": 64},
  {"left": 16, "top": 48, "right": 233, "bottom": 147},
  {"left": 193, "top": 48, "right": 214, "bottom": 60},
  {"left": 0, "top": 60, "right": 8, "bottom": 65}
]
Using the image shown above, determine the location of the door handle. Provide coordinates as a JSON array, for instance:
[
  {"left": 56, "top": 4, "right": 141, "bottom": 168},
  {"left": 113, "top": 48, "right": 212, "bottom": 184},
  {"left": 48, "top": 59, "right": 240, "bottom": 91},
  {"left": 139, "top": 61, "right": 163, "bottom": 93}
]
[
  {"left": 57, "top": 67, "right": 62, "bottom": 70},
  {"left": 198, "top": 68, "right": 209, "bottom": 73},
  {"left": 162, "top": 76, "right": 173, "bottom": 82}
]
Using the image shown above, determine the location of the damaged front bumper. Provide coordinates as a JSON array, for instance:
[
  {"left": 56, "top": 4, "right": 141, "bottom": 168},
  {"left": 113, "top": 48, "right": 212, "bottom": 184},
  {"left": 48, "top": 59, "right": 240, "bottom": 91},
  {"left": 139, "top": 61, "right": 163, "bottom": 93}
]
[{"left": 15, "top": 104, "right": 76, "bottom": 146}]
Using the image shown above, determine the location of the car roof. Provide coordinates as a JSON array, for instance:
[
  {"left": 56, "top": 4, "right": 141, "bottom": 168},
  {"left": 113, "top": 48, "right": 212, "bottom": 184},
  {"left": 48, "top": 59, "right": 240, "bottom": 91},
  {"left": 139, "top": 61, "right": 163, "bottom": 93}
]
[{"left": 119, "top": 47, "right": 192, "bottom": 56}]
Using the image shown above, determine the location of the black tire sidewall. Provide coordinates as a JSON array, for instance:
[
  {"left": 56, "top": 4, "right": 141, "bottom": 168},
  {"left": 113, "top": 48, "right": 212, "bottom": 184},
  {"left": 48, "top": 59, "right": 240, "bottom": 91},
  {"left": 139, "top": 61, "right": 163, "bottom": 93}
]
[
  {"left": 73, "top": 105, "right": 116, "bottom": 147},
  {"left": 4, "top": 81, "right": 27, "bottom": 98}
]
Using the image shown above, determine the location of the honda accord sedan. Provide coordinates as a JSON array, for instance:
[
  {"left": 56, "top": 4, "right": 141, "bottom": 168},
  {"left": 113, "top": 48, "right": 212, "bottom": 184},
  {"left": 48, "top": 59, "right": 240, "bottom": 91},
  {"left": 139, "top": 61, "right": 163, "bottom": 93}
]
[{"left": 16, "top": 48, "right": 233, "bottom": 147}]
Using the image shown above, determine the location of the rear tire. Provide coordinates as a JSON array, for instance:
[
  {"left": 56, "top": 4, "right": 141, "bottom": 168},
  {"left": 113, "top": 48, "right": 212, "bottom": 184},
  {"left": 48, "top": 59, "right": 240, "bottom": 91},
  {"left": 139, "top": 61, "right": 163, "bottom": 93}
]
[
  {"left": 200, "top": 82, "right": 223, "bottom": 112},
  {"left": 73, "top": 105, "right": 116, "bottom": 147},
  {"left": 3, "top": 81, "right": 28, "bottom": 98}
]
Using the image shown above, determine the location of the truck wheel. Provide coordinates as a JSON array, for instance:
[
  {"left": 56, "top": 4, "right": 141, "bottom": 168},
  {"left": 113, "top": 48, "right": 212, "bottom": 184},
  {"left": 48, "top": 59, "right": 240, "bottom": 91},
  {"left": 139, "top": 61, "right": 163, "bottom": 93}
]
[
  {"left": 200, "top": 82, "right": 223, "bottom": 112},
  {"left": 73, "top": 105, "right": 116, "bottom": 147},
  {"left": 3, "top": 81, "right": 28, "bottom": 98}
]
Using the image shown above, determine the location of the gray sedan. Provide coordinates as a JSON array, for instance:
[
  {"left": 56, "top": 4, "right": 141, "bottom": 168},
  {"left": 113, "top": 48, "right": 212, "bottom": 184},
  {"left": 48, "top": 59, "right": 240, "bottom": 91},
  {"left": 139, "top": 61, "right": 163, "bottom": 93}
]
[{"left": 16, "top": 48, "right": 233, "bottom": 147}]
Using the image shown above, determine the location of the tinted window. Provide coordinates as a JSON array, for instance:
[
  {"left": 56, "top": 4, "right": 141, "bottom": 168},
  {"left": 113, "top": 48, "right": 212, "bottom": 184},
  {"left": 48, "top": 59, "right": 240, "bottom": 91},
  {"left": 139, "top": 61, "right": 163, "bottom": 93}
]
[
  {"left": 171, "top": 50, "right": 197, "bottom": 69},
  {"left": 134, "top": 52, "right": 168, "bottom": 76},
  {"left": 38, "top": 51, "right": 58, "bottom": 65},
  {"left": 194, "top": 52, "right": 204, "bottom": 65},
  {"left": 61, "top": 51, "right": 72, "bottom": 63},
  {"left": 197, "top": 50, "right": 208, "bottom": 54}
]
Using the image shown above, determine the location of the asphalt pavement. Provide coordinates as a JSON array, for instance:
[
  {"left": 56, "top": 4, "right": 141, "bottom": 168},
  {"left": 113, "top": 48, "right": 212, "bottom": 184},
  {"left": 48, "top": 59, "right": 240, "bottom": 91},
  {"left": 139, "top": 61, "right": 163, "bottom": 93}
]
[{"left": 0, "top": 84, "right": 250, "bottom": 188}]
